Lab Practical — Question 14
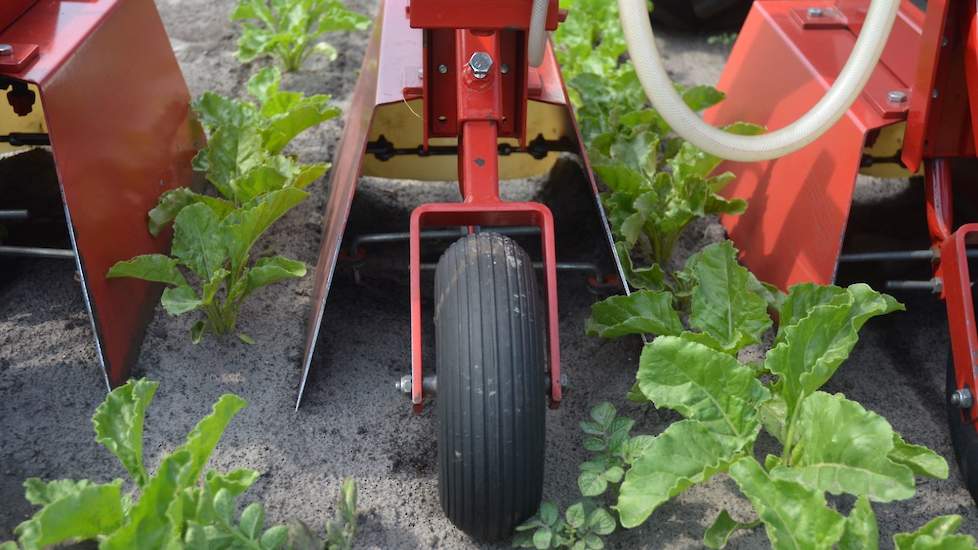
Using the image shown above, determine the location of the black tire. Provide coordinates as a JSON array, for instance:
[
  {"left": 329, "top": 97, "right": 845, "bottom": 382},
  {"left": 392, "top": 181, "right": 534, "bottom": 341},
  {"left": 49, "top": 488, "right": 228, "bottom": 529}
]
[
  {"left": 947, "top": 352, "right": 978, "bottom": 503},
  {"left": 651, "top": 0, "right": 753, "bottom": 31},
  {"left": 435, "top": 233, "right": 547, "bottom": 542}
]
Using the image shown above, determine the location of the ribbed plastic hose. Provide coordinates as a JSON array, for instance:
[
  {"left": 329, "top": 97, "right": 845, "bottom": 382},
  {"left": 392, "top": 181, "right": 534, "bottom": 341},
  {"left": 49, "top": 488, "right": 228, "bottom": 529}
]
[
  {"left": 615, "top": 0, "right": 900, "bottom": 162},
  {"left": 528, "top": 0, "right": 550, "bottom": 67}
]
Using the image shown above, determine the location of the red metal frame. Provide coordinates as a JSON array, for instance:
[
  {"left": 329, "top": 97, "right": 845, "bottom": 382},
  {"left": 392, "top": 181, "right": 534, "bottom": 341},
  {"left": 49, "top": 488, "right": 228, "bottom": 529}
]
[
  {"left": 408, "top": 10, "right": 563, "bottom": 410},
  {"left": 0, "top": 0, "right": 199, "bottom": 388},
  {"left": 298, "top": 0, "right": 593, "bottom": 410}
]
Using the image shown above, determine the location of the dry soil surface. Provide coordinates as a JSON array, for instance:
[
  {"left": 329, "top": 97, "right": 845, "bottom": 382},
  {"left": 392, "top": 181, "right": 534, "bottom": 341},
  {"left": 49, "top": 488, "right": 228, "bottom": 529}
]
[{"left": 1, "top": 1, "right": 976, "bottom": 548}]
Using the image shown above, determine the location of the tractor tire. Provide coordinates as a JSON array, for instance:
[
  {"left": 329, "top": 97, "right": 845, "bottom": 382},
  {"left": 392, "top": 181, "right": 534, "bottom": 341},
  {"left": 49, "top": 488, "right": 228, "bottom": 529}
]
[
  {"left": 435, "top": 233, "right": 547, "bottom": 542},
  {"left": 947, "top": 352, "right": 978, "bottom": 503},
  {"left": 651, "top": 0, "right": 754, "bottom": 31}
]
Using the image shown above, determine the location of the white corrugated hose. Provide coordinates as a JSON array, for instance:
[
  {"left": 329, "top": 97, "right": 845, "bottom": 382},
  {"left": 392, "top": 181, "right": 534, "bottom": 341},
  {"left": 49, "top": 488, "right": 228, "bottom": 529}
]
[
  {"left": 612, "top": 0, "right": 900, "bottom": 162},
  {"left": 527, "top": 0, "right": 550, "bottom": 67}
]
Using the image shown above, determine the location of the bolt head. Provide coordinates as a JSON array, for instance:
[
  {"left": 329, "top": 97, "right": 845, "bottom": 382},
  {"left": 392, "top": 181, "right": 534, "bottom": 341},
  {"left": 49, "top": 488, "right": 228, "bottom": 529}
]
[
  {"left": 500, "top": 63, "right": 510, "bottom": 75},
  {"left": 0, "top": 44, "right": 13, "bottom": 56},
  {"left": 438, "top": 64, "right": 448, "bottom": 74},
  {"left": 887, "top": 90, "right": 908, "bottom": 104},
  {"left": 807, "top": 7, "right": 824, "bottom": 17},
  {"left": 398, "top": 375, "right": 412, "bottom": 394},
  {"left": 468, "top": 51, "right": 493, "bottom": 79},
  {"left": 951, "top": 388, "right": 974, "bottom": 408}
]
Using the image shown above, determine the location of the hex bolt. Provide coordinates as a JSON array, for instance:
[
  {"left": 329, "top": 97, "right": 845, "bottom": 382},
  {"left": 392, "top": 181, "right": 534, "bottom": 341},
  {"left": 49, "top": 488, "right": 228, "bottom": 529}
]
[
  {"left": 807, "top": 7, "right": 824, "bottom": 17},
  {"left": 887, "top": 90, "right": 908, "bottom": 104},
  {"left": 396, "top": 375, "right": 411, "bottom": 394},
  {"left": 0, "top": 44, "right": 13, "bottom": 57},
  {"left": 951, "top": 388, "right": 974, "bottom": 408},
  {"left": 438, "top": 64, "right": 448, "bottom": 74},
  {"left": 468, "top": 51, "right": 494, "bottom": 79},
  {"left": 396, "top": 375, "right": 437, "bottom": 396}
]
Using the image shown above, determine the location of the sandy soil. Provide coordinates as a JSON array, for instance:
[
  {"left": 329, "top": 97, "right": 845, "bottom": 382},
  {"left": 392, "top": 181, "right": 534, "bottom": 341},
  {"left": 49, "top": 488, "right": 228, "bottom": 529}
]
[{"left": 1, "top": 1, "right": 976, "bottom": 548}]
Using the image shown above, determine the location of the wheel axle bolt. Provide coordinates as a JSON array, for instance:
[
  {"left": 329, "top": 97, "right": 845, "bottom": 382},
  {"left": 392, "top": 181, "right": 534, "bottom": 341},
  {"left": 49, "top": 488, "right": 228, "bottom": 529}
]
[
  {"left": 468, "top": 52, "right": 493, "bottom": 79},
  {"left": 951, "top": 388, "right": 973, "bottom": 408}
]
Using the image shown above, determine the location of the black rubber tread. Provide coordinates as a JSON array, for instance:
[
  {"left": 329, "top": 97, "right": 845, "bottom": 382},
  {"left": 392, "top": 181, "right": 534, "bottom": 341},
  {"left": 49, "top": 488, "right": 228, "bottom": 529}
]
[
  {"left": 435, "top": 233, "right": 547, "bottom": 542},
  {"left": 947, "top": 352, "right": 978, "bottom": 504},
  {"left": 651, "top": 0, "right": 754, "bottom": 31}
]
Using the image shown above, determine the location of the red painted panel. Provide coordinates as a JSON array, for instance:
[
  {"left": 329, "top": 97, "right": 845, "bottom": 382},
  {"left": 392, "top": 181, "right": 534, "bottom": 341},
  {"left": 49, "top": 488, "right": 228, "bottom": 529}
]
[
  {"left": 409, "top": 0, "right": 559, "bottom": 30},
  {"left": 705, "top": 0, "right": 920, "bottom": 289},
  {"left": 0, "top": 0, "right": 36, "bottom": 33},
  {"left": 1, "top": 0, "right": 199, "bottom": 386}
]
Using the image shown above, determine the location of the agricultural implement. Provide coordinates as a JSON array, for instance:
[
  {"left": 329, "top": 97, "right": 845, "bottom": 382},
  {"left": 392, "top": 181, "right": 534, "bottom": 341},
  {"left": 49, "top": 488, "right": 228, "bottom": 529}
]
[
  {"left": 296, "top": 0, "right": 625, "bottom": 540},
  {"left": 639, "top": 0, "right": 978, "bottom": 506},
  {"left": 0, "top": 0, "right": 198, "bottom": 388}
]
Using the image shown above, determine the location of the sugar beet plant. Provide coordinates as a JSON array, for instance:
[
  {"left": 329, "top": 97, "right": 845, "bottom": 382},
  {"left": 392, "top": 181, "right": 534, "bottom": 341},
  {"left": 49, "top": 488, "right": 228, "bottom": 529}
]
[
  {"left": 233, "top": 0, "right": 371, "bottom": 72},
  {"left": 520, "top": 242, "right": 975, "bottom": 549},
  {"left": 1, "top": 379, "right": 361, "bottom": 550},
  {"left": 2, "top": 379, "right": 286, "bottom": 549},
  {"left": 108, "top": 67, "right": 338, "bottom": 344},
  {"left": 555, "top": 0, "right": 759, "bottom": 290}
]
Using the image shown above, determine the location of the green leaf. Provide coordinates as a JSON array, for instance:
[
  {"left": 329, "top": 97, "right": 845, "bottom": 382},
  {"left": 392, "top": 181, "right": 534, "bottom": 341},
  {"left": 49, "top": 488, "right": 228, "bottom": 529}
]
[
  {"left": 162, "top": 285, "right": 203, "bottom": 316},
  {"left": 247, "top": 67, "right": 282, "bottom": 104},
  {"left": 728, "top": 457, "right": 846, "bottom": 550},
  {"left": 579, "top": 470, "right": 608, "bottom": 497},
  {"left": 637, "top": 336, "right": 769, "bottom": 445},
  {"left": 205, "top": 468, "right": 260, "bottom": 498},
  {"left": 614, "top": 242, "right": 666, "bottom": 291},
  {"left": 586, "top": 290, "right": 682, "bottom": 339},
  {"left": 203, "top": 126, "right": 266, "bottom": 200},
  {"left": 261, "top": 525, "right": 289, "bottom": 550},
  {"left": 684, "top": 241, "right": 772, "bottom": 353},
  {"left": 191, "top": 320, "right": 206, "bottom": 344},
  {"left": 101, "top": 450, "right": 193, "bottom": 550},
  {"left": 148, "top": 188, "right": 204, "bottom": 237},
  {"left": 14, "top": 479, "right": 124, "bottom": 550},
  {"left": 587, "top": 508, "right": 616, "bottom": 536},
  {"left": 236, "top": 165, "right": 290, "bottom": 204},
  {"left": 889, "top": 433, "right": 949, "bottom": 480},
  {"left": 193, "top": 91, "right": 256, "bottom": 133},
  {"left": 704, "top": 510, "right": 758, "bottom": 549},
  {"left": 590, "top": 402, "right": 617, "bottom": 428},
  {"left": 774, "top": 392, "right": 914, "bottom": 502},
  {"left": 894, "top": 515, "right": 977, "bottom": 550},
  {"left": 262, "top": 99, "right": 341, "bottom": 154},
  {"left": 213, "top": 489, "right": 234, "bottom": 524},
  {"left": 776, "top": 283, "right": 848, "bottom": 337},
  {"left": 533, "top": 526, "right": 553, "bottom": 549},
  {"left": 174, "top": 394, "right": 248, "bottom": 484},
  {"left": 240, "top": 503, "right": 265, "bottom": 539},
  {"left": 243, "top": 256, "right": 306, "bottom": 297},
  {"left": 92, "top": 378, "right": 158, "bottom": 487},
  {"left": 682, "top": 85, "right": 725, "bottom": 112},
  {"left": 107, "top": 255, "right": 189, "bottom": 287},
  {"left": 765, "top": 284, "right": 904, "bottom": 419},
  {"left": 565, "top": 503, "right": 586, "bottom": 529},
  {"left": 840, "top": 496, "right": 879, "bottom": 550},
  {"left": 173, "top": 203, "right": 227, "bottom": 278},
  {"left": 616, "top": 420, "right": 732, "bottom": 528},
  {"left": 539, "top": 502, "right": 559, "bottom": 526},
  {"left": 223, "top": 188, "right": 308, "bottom": 274}
]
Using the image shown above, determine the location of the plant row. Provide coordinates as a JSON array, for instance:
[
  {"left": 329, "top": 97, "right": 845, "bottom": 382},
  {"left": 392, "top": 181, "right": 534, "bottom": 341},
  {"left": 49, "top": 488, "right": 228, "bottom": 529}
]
[{"left": 514, "top": 1, "right": 978, "bottom": 548}]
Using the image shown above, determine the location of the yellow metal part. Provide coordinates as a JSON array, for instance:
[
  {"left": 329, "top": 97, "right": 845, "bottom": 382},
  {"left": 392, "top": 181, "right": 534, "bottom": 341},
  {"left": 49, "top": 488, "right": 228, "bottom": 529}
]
[
  {"left": 362, "top": 99, "right": 574, "bottom": 181},
  {"left": 0, "top": 83, "right": 47, "bottom": 158},
  {"left": 860, "top": 122, "right": 921, "bottom": 178}
]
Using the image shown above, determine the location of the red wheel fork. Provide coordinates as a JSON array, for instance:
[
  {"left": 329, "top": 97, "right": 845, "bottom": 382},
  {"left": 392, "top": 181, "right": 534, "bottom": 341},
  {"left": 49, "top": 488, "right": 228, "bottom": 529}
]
[{"left": 408, "top": 29, "right": 562, "bottom": 412}]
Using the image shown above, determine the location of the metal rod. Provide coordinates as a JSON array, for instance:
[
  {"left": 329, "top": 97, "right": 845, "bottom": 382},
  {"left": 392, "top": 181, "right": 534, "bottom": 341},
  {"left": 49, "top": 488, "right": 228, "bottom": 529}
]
[
  {"left": 839, "top": 249, "right": 978, "bottom": 262},
  {"left": 349, "top": 226, "right": 541, "bottom": 254},
  {"left": 886, "top": 279, "right": 940, "bottom": 292},
  {"left": 0, "top": 245, "right": 75, "bottom": 259},
  {"left": 0, "top": 209, "right": 29, "bottom": 222}
]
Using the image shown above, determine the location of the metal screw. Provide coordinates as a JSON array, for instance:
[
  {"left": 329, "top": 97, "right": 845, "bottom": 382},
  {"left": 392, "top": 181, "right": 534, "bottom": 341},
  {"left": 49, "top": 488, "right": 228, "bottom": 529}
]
[
  {"left": 0, "top": 44, "right": 13, "bottom": 57},
  {"left": 468, "top": 51, "right": 494, "bottom": 79},
  {"left": 887, "top": 90, "right": 908, "bottom": 104},
  {"left": 951, "top": 388, "right": 973, "bottom": 408},
  {"left": 500, "top": 63, "right": 510, "bottom": 75},
  {"left": 807, "top": 7, "right": 824, "bottom": 17},
  {"left": 438, "top": 64, "right": 448, "bottom": 74},
  {"left": 396, "top": 375, "right": 411, "bottom": 394}
]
